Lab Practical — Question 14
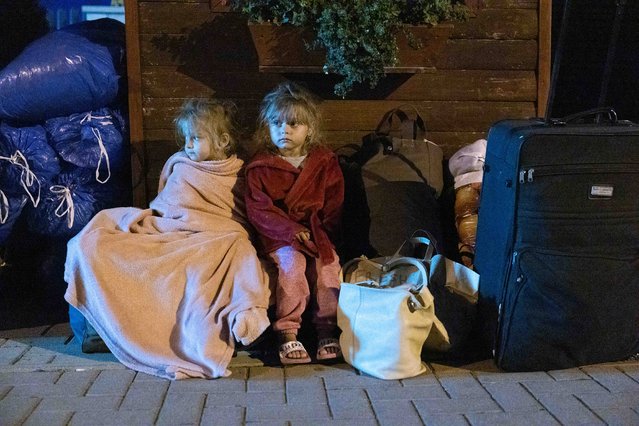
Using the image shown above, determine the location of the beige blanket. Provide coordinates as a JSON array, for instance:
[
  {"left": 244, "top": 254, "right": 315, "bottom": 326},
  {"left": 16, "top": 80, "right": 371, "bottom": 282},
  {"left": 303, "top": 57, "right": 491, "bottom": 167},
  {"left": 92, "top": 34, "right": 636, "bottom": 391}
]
[{"left": 64, "top": 153, "right": 270, "bottom": 379}]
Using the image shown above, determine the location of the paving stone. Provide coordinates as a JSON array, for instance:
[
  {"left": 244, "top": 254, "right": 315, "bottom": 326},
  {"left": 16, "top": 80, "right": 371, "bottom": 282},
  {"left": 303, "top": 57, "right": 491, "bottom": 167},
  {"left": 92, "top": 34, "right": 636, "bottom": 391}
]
[
  {"left": 327, "top": 388, "right": 375, "bottom": 420},
  {"left": 0, "top": 327, "right": 49, "bottom": 339},
  {"left": 245, "top": 403, "right": 331, "bottom": 422},
  {"left": 200, "top": 405, "right": 245, "bottom": 425},
  {"left": 56, "top": 369, "right": 100, "bottom": 393},
  {"left": 438, "top": 372, "right": 491, "bottom": 398},
  {"left": 547, "top": 368, "right": 591, "bottom": 381},
  {"left": 168, "top": 376, "right": 246, "bottom": 393},
  {"left": 0, "top": 396, "right": 40, "bottom": 426},
  {"left": 413, "top": 396, "right": 502, "bottom": 416},
  {"left": 616, "top": 364, "right": 639, "bottom": 382},
  {"left": 11, "top": 336, "right": 69, "bottom": 352},
  {"left": 286, "top": 376, "right": 327, "bottom": 405},
  {"left": 474, "top": 371, "right": 553, "bottom": 384},
  {"left": 0, "top": 343, "right": 29, "bottom": 365},
  {"left": 230, "top": 351, "right": 268, "bottom": 368},
  {"left": 367, "top": 383, "right": 448, "bottom": 401},
  {"left": 0, "top": 384, "right": 11, "bottom": 399},
  {"left": 23, "top": 407, "right": 73, "bottom": 426},
  {"left": 421, "top": 413, "right": 470, "bottom": 426},
  {"left": 0, "top": 371, "right": 61, "bottom": 385},
  {"left": 247, "top": 366, "right": 285, "bottom": 392},
  {"left": 323, "top": 373, "right": 403, "bottom": 390},
  {"left": 44, "top": 323, "right": 73, "bottom": 337},
  {"left": 69, "top": 409, "right": 159, "bottom": 425},
  {"left": 482, "top": 382, "right": 543, "bottom": 412},
  {"left": 205, "top": 390, "right": 286, "bottom": 407},
  {"left": 282, "top": 363, "right": 357, "bottom": 380},
  {"left": 155, "top": 392, "right": 206, "bottom": 425},
  {"left": 315, "top": 420, "right": 378, "bottom": 426},
  {"left": 132, "top": 372, "right": 169, "bottom": 383},
  {"left": 48, "top": 352, "right": 122, "bottom": 369},
  {"left": 370, "top": 399, "right": 424, "bottom": 425},
  {"left": 466, "top": 409, "right": 560, "bottom": 425},
  {"left": 37, "top": 395, "right": 122, "bottom": 412},
  {"left": 576, "top": 391, "right": 639, "bottom": 410},
  {"left": 590, "top": 407, "right": 639, "bottom": 426},
  {"left": 582, "top": 365, "right": 639, "bottom": 393},
  {"left": 400, "top": 371, "right": 440, "bottom": 387},
  {"left": 6, "top": 372, "right": 100, "bottom": 398},
  {"left": 534, "top": 393, "right": 604, "bottom": 425},
  {"left": 86, "top": 369, "right": 136, "bottom": 396},
  {"left": 10, "top": 346, "right": 56, "bottom": 367},
  {"left": 120, "top": 380, "right": 169, "bottom": 410},
  {"left": 522, "top": 378, "right": 610, "bottom": 396}
]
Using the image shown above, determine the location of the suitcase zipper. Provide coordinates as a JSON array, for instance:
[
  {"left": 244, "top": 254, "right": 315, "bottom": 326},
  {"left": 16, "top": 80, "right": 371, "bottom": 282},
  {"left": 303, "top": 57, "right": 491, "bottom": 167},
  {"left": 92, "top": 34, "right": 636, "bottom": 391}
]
[{"left": 518, "top": 164, "right": 637, "bottom": 184}]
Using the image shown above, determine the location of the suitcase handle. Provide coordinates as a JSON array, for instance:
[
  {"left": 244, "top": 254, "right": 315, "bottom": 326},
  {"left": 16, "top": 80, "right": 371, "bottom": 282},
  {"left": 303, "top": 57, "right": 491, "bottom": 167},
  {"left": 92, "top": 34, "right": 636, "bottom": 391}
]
[{"left": 556, "top": 107, "right": 618, "bottom": 125}]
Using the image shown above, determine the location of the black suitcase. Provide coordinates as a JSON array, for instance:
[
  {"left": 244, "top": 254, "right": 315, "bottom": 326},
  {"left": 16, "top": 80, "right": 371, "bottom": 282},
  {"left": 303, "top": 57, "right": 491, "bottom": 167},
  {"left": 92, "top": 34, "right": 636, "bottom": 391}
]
[{"left": 474, "top": 108, "right": 639, "bottom": 371}]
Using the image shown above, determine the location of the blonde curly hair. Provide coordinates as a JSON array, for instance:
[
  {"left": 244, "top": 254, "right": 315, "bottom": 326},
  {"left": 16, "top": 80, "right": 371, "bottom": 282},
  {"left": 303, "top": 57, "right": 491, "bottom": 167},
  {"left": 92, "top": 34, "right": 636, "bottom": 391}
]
[
  {"left": 174, "top": 98, "right": 239, "bottom": 158},
  {"left": 256, "top": 82, "right": 323, "bottom": 154}
]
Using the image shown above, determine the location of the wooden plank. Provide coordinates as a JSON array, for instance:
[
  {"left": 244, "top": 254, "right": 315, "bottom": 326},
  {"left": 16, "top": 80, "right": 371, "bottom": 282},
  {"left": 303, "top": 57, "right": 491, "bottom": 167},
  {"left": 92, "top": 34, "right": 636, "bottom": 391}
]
[
  {"left": 142, "top": 68, "right": 536, "bottom": 101},
  {"left": 142, "top": 98, "right": 536, "bottom": 133},
  {"left": 141, "top": 68, "right": 284, "bottom": 98},
  {"left": 139, "top": 3, "right": 222, "bottom": 34},
  {"left": 484, "top": 0, "right": 538, "bottom": 8},
  {"left": 124, "top": 0, "right": 147, "bottom": 207},
  {"left": 141, "top": 36, "right": 538, "bottom": 72},
  {"left": 537, "top": 0, "right": 552, "bottom": 117},
  {"left": 320, "top": 101, "right": 536, "bottom": 132},
  {"left": 139, "top": 31, "right": 258, "bottom": 70},
  {"left": 451, "top": 8, "right": 538, "bottom": 40},
  {"left": 385, "top": 70, "right": 537, "bottom": 101},
  {"left": 436, "top": 39, "right": 538, "bottom": 70}
]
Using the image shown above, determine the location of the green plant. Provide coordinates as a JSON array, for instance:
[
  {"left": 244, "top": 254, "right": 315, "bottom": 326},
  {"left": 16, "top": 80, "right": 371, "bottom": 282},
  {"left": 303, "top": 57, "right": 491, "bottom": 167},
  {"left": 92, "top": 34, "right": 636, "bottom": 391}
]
[{"left": 230, "top": 0, "right": 469, "bottom": 97}]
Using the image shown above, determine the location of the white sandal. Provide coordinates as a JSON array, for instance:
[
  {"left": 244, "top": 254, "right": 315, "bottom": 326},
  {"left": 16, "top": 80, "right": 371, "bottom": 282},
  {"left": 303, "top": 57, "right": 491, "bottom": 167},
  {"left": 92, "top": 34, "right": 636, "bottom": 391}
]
[
  {"left": 279, "top": 340, "right": 311, "bottom": 365},
  {"left": 316, "top": 337, "right": 343, "bottom": 361}
]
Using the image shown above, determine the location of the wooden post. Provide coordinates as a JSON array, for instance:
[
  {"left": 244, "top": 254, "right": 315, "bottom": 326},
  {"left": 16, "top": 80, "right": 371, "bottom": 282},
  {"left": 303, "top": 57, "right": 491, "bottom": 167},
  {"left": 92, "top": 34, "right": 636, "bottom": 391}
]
[
  {"left": 124, "top": 0, "right": 147, "bottom": 207},
  {"left": 537, "top": 0, "right": 552, "bottom": 118}
]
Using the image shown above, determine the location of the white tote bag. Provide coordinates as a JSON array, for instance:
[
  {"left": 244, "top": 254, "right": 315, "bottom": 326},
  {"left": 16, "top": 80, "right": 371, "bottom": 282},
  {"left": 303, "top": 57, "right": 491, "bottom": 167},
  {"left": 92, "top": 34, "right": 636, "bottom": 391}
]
[{"left": 337, "top": 236, "right": 449, "bottom": 380}]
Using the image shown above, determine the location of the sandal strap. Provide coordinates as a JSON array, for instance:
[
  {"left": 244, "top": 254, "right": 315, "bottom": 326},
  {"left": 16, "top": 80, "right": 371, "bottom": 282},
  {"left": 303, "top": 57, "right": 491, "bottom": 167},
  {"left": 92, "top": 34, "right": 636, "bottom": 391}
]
[
  {"left": 279, "top": 340, "right": 308, "bottom": 356},
  {"left": 318, "top": 337, "right": 340, "bottom": 349}
]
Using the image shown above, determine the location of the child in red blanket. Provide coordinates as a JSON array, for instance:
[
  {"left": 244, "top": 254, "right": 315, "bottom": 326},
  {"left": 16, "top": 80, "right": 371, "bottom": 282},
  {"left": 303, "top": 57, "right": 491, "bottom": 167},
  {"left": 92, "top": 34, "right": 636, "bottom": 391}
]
[{"left": 245, "top": 82, "right": 345, "bottom": 364}]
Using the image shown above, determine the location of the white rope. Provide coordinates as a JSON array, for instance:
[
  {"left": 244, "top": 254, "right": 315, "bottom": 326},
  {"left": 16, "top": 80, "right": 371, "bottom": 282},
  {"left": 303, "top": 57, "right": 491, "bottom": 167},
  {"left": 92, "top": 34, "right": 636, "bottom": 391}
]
[
  {"left": 91, "top": 127, "right": 111, "bottom": 184},
  {"left": 50, "top": 184, "right": 75, "bottom": 229},
  {"left": 0, "top": 150, "right": 41, "bottom": 207},
  {"left": 79, "top": 111, "right": 113, "bottom": 126},
  {"left": 0, "top": 190, "right": 8, "bottom": 224},
  {"left": 79, "top": 112, "right": 114, "bottom": 184}
]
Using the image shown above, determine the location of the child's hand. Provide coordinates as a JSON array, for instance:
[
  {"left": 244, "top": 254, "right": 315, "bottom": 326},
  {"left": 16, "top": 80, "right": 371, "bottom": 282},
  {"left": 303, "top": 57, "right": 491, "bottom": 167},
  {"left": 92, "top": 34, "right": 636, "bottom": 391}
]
[
  {"left": 295, "top": 230, "right": 311, "bottom": 243},
  {"left": 294, "top": 230, "right": 318, "bottom": 255}
]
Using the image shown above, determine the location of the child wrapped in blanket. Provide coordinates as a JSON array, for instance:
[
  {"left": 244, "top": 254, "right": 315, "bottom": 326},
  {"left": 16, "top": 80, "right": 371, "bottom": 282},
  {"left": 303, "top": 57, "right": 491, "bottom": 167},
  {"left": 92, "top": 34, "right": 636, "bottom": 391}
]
[{"left": 64, "top": 99, "right": 270, "bottom": 379}]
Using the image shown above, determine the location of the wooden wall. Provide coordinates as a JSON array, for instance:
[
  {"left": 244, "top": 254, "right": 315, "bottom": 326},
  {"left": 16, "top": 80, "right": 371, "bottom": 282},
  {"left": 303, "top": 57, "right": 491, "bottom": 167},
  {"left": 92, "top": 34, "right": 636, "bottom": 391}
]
[{"left": 125, "top": 0, "right": 550, "bottom": 206}]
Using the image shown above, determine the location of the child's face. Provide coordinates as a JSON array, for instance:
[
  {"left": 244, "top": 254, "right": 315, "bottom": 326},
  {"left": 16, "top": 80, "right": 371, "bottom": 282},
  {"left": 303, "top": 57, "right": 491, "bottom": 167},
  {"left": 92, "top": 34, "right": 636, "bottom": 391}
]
[
  {"left": 184, "top": 128, "right": 228, "bottom": 162},
  {"left": 268, "top": 118, "right": 310, "bottom": 157}
]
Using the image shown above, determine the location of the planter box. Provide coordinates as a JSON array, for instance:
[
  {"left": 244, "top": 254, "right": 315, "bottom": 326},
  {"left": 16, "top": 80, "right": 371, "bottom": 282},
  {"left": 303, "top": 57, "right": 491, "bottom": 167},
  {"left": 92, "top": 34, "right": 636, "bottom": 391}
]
[{"left": 248, "top": 23, "right": 454, "bottom": 73}]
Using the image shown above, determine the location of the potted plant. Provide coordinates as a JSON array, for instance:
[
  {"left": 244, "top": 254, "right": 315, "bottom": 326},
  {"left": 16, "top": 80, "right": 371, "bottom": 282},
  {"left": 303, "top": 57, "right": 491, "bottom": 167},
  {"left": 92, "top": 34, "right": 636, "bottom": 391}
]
[{"left": 229, "top": 0, "right": 470, "bottom": 97}]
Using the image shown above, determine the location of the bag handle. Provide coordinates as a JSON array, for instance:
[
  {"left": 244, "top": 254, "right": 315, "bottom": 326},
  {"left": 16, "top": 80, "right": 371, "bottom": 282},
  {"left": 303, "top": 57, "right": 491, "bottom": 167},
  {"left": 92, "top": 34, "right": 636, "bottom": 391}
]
[
  {"left": 376, "top": 104, "right": 427, "bottom": 140},
  {"left": 552, "top": 107, "right": 618, "bottom": 126}
]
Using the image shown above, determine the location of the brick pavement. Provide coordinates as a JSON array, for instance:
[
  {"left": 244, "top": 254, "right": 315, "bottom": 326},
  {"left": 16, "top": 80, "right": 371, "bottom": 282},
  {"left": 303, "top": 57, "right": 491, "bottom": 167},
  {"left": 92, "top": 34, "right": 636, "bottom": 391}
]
[{"left": 1, "top": 323, "right": 639, "bottom": 425}]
